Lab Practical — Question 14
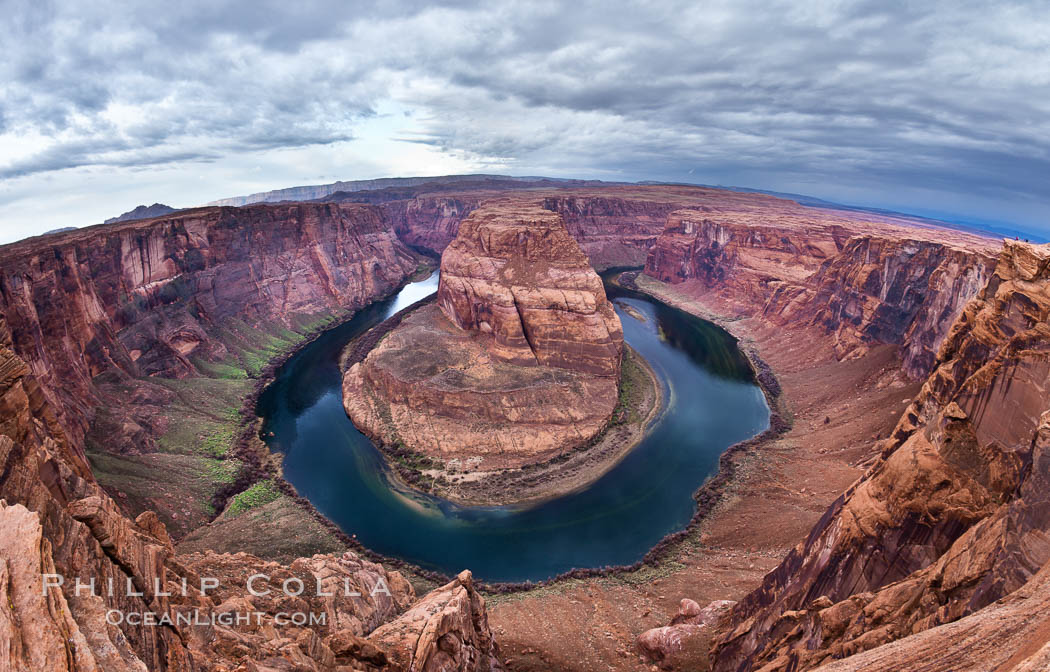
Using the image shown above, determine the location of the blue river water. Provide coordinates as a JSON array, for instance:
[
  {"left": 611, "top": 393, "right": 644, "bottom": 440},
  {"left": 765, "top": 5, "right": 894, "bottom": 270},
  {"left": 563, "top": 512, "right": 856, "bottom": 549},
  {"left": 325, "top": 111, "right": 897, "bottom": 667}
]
[{"left": 257, "top": 271, "right": 769, "bottom": 582}]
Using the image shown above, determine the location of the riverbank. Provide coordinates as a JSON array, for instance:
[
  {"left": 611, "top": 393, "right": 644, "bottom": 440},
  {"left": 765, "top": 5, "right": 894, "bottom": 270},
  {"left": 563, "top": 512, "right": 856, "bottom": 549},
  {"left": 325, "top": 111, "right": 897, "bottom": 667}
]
[
  {"left": 173, "top": 262, "right": 459, "bottom": 590},
  {"left": 417, "top": 344, "right": 664, "bottom": 507}
]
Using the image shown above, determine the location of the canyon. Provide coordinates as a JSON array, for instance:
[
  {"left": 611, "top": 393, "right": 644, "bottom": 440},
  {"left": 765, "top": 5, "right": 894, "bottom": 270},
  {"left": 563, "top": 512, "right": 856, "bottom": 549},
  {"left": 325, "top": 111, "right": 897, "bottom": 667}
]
[
  {"left": 342, "top": 202, "right": 624, "bottom": 474},
  {"left": 0, "top": 176, "right": 1046, "bottom": 672}
]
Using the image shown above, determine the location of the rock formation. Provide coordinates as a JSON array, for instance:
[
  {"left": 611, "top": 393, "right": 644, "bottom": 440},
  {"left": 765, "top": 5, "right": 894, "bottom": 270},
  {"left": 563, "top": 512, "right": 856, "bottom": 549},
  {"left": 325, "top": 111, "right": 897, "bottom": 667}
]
[
  {"left": 644, "top": 207, "right": 999, "bottom": 379},
  {"left": 0, "top": 341, "right": 504, "bottom": 670},
  {"left": 764, "top": 235, "right": 996, "bottom": 379},
  {"left": 638, "top": 599, "right": 736, "bottom": 671},
  {"left": 437, "top": 203, "right": 623, "bottom": 376},
  {"left": 343, "top": 203, "right": 624, "bottom": 468},
  {"left": 104, "top": 203, "right": 178, "bottom": 225},
  {"left": 0, "top": 202, "right": 421, "bottom": 446},
  {"left": 540, "top": 195, "right": 679, "bottom": 269},
  {"left": 642, "top": 240, "right": 1050, "bottom": 671},
  {"left": 369, "top": 570, "right": 505, "bottom": 672},
  {"left": 382, "top": 189, "right": 680, "bottom": 270}
]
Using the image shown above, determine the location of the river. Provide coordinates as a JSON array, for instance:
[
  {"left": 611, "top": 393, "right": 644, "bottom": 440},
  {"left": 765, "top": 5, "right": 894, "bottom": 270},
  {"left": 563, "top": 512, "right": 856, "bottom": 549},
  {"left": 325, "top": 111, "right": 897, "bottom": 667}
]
[{"left": 257, "top": 271, "right": 769, "bottom": 582}]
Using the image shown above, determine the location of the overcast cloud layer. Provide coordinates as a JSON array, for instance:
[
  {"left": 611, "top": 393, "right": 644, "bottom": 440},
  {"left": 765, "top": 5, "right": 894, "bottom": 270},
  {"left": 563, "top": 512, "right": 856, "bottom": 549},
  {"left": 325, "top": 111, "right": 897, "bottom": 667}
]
[{"left": 1, "top": 0, "right": 1048, "bottom": 243}]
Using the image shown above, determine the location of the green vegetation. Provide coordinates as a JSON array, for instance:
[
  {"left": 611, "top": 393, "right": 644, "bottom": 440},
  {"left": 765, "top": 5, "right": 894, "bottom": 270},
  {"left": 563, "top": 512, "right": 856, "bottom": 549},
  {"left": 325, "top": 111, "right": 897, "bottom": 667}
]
[
  {"left": 85, "top": 448, "right": 236, "bottom": 536},
  {"left": 178, "top": 494, "right": 347, "bottom": 563},
  {"left": 153, "top": 377, "right": 248, "bottom": 458},
  {"left": 612, "top": 347, "right": 651, "bottom": 426},
  {"left": 225, "top": 479, "right": 281, "bottom": 517}
]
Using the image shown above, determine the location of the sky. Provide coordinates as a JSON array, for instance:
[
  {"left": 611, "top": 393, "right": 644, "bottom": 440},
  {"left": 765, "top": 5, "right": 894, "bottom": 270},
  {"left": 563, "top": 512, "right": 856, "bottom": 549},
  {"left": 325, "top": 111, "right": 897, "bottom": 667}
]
[{"left": 1, "top": 0, "right": 1048, "bottom": 244}]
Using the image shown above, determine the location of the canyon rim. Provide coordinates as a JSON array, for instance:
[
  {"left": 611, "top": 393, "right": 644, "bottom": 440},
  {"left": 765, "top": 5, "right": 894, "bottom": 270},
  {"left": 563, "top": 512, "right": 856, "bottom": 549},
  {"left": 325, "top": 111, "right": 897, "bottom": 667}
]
[{"left": 3, "top": 2, "right": 1050, "bottom": 671}]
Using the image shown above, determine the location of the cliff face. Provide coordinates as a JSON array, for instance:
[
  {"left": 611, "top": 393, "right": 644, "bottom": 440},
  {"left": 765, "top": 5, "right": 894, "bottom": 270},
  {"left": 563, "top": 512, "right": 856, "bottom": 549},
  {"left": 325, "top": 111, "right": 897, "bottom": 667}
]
[
  {"left": 541, "top": 195, "right": 679, "bottom": 269},
  {"left": 644, "top": 211, "right": 997, "bottom": 379},
  {"left": 710, "top": 241, "right": 1050, "bottom": 671},
  {"left": 644, "top": 209, "right": 848, "bottom": 305},
  {"left": 386, "top": 192, "right": 678, "bottom": 270},
  {"left": 765, "top": 236, "right": 996, "bottom": 379},
  {"left": 437, "top": 203, "right": 623, "bottom": 377},
  {"left": 382, "top": 195, "right": 480, "bottom": 254},
  {"left": 812, "top": 556, "right": 1050, "bottom": 672},
  {"left": 343, "top": 203, "right": 623, "bottom": 468},
  {"left": 1, "top": 321, "right": 504, "bottom": 671},
  {"left": 0, "top": 202, "right": 420, "bottom": 444}
]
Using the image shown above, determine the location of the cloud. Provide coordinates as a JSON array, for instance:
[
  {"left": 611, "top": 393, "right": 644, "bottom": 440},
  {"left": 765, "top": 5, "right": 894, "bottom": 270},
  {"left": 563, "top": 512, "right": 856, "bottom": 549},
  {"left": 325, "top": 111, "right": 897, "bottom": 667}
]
[{"left": 0, "top": 0, "right": 1048, "bottom": 236}]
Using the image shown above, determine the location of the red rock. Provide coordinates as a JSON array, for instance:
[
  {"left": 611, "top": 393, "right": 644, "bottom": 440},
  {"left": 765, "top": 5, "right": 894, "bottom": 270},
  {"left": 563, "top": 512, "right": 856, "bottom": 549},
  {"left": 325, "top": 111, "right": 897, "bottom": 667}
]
[
  {"left": 343, "top": 203, "right": 623, "bottom": 469},
  {"left": 368, "top": 570, "right": 506, "bottom": 672},
  {"left": 710, "top": 241, "right": 1050, "bottom": 671},
  {"left": 0, "top": 202, "right": 421, "bottom": 449},
  {"left": 644, "top": 208, "right": 999, "bottom": 379},
  {"left": 637, "top": 600, "right": 735, "bottom": 671},
  {"left": 437, "top": 202, "right": 623, "bottom": 376}
]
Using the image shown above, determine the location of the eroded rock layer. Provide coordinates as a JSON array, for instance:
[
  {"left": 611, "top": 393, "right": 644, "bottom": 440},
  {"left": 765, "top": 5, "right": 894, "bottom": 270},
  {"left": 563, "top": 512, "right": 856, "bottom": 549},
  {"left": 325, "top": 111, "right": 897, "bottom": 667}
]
[
  {"left": 644, "top": 207, "right": 999, "bottom": 379},
  {"left": 437, "top": 203, "right": 623, "bottom": 376},
  {"left": 706, "top": 241, "right": 1050, "bottom": 671},
  {"left": 0, "top": 202, "right": 421, "bottom": 446},
  {"left": 344, "top": 203, "right": 623, "bottom": 468},
  {"left": 0, "top": 315, "right": 505, "bottom": 671}
]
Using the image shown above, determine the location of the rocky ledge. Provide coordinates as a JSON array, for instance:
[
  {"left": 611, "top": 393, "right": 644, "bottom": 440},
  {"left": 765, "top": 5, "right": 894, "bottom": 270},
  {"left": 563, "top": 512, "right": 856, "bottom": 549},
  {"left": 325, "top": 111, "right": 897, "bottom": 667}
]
[{"left": 343, "top": 203, "right": 624, "bottom": 471}]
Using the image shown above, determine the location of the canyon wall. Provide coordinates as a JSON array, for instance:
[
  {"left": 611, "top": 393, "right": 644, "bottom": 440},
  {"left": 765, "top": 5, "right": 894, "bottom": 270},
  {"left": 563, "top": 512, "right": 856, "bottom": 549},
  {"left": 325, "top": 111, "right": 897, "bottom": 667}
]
[
  {"left": 541, "top": 195, "right": 679, "bottom": 269},
  {"left": 377, "top": 190, "right": 683, "bottom": 269},
  {"left": 381, "top": 195, "right": 480, "bottom": 254},
  {"left": 644, "top": 209, "right": 848, "bottom": 301},
  {"left": 644, "top": 209, "right": 998, "bottom": 379},
  {"left": 764, "top": 236, "right": 997, "bottom": 378},
  {"left": 0, "top": 203, "right": 507, "bottom": 671},
  {"left": 0, "top": 202, "right": 421, "bottom": 445},
  {"left": 711, "top": 240, "right": 1050, "bottom": 671}
]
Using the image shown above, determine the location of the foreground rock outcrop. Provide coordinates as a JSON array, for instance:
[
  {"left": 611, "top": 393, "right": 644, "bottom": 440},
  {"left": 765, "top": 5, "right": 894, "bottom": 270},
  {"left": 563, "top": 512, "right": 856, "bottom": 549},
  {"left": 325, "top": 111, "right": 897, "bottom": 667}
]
[
  {"left": 638, "top": 599, "right": 736, "bottom": 671},
  {"left": 0, "top": 347, "right": 504, "bottom": 670},
  {"left": 343, "top": 203, "right": 624, "bottom": 469},
  {"left": 369, "top": 570, "right": 505, "bottom": 672},
  {"left": 700, "top": 240, "right": 1050, "bottom": 671}
]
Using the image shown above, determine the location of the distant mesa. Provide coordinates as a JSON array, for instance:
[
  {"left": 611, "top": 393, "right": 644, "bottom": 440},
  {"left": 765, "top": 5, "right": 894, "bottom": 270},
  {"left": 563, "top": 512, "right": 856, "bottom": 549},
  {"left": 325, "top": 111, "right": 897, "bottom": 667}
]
[
  {"left": 41, "top": 226, "right": 78, "bottom": 235},
  {"left": 207, "top": 174, "right": 617, "bottom": 207},
  {"left": 104, "top": 203, "right": 178, "bottom": 225},
  {"left": 342, "top": 202, "right": 624, "bottom": 469}
]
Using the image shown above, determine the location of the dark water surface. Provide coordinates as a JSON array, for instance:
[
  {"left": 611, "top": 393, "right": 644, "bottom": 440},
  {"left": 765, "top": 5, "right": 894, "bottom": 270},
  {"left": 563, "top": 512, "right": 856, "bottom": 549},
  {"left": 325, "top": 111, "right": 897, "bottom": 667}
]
[{"left": 257, "top": 272, "right": 769, "bottom": 582}]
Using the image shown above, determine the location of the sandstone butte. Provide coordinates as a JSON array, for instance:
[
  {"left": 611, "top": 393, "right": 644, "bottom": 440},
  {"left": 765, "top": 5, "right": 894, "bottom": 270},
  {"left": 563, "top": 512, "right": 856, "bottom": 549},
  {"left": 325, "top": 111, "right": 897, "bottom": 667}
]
[
  {"left": 342, "top": 202, "right": 624, "bottom": 469},
  {"left": 1, "top": 175, "right": 1049, "bottom": 671}
]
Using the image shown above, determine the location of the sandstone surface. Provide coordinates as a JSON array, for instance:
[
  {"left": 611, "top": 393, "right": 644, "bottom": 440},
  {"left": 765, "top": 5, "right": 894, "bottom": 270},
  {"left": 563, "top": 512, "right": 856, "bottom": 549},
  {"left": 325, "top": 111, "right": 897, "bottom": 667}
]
[
  {"left": 0, "top": 202, "right": 421, "bottom": 448},
  {"left": 644, "top": 206, "right": 999, "bottom": 379},
  {"left": 343, "top": 203, "right": 623, "bottom": 468},
  {"left": 369, "top": 570, "right": 505, "bottom": 672},
  {"left": 436, "top": 203, "right": 623, "bottom": 376},
  {"left": 703, "top": 241, "right": 1050, "bottom": 671}
]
